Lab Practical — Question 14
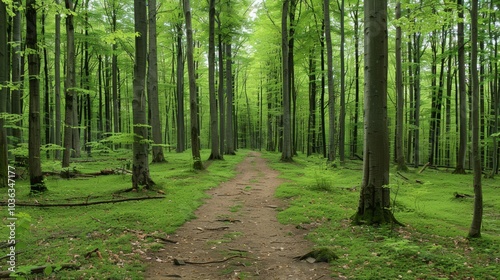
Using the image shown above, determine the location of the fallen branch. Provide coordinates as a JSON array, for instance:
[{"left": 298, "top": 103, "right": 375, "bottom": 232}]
[
  {"left": 0, "top": 264, "right": 80, "bottom": 278},
  {"left": 173, "top": 255, "right": 240, "bottom": 265},
  {"left": 145, "top": 235, "right": 178, "bottom": 244},
  {"left": 396, "top": 172, "right": 409, "bottom": 181},
  {"left": 418, "top": 162, "right": 430, "bottom": 174},
  {"left": 454, "top": 192, "right": 474, "bottom": 198},
  {"left": 85, "top": 248, "right": 103, "bottom": 259},
  {"left": 0, "top": 196, "right": 165, "bottom": 207}
]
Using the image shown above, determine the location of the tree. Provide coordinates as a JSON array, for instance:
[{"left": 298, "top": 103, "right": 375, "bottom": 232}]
[
  {"left": 0, "top": 0, "right": 8, "bottom": 188},
  {"left": 148, "top": 0, "right": 166, "bottom": 163},
  {"left": 324, "top": 0, "right": 335, "bottom": 163},
  {"left": 55, "top": 0, "right": 62, "bottom": 159},
  {"left": 281, "top": 0, "right": 292, "bottom": 162},
  {"left": 208, "top": 0, "right": 222, "bottom": 160},
  {"left": 454, "top": 0, "right": 467, "bottom": 174},
  {"left": 26, "top": 0, "right": 47, "bottom": 193},
  {"left": 132, "top": 0, "right": 155, "bottom": 190},
  {"left": 184, "top": 0, "right": 203, "bottom": 170},
  {"left": 175, "top": 18, "right": 186, "bottom": 153},
  {"left": 62, "top": 0, "right": 76, "bottom": 168},
  {"left": 11, "top": 0, "right": 22, "bottom": 149},
  {"left": 352, "top": 0, "right": 399, "bottom": 225},
  {"left": 468, "top": 0, "right": 482, "bottom": 238},
  {"left": 395, "top": 1, "right": 408, "bottom": 171}
]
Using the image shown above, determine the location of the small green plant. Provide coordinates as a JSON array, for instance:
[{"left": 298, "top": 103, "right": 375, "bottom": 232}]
[{"left": 230, "top": 203, "right": 243, "bottom": 213}]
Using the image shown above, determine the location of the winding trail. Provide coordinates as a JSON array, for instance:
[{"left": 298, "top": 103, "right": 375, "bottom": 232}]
[{"left": 146, "top": 151, "right": 333, "bottom": 279}]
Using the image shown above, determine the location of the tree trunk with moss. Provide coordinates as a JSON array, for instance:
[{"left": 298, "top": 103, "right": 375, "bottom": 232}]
[
  {"left": 27, "top": 0, "right": 47, "bottom": 193},
  {"left": 352, "top": 0, "right": 399, "bottom": 225},
  {"left": 132, "top": 0, "right": 155, "bottom": 190},
  {"left": 183, "top": 0, "right": 203, "bottom": 170}
]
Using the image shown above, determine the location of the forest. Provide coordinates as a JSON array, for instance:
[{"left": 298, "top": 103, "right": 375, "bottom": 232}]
[{"left": 0, "top": 0, "right": 499, "bottom": 279}]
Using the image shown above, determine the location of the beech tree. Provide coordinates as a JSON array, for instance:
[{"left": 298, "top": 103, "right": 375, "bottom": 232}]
[
  {"left": 184, "top": 0, "right": 203, "bottom": 169},
  {"left": 0, "top": 0, "right": 8, "bottom": 188},
  {"left": 468, "top": 0, "right": 482, "bottom": 238},
  {"left": 27, "top": 0, "right": 47, "bottom": 193},
  {"left": 281, "top": 0, "right": 292, "bottom": 162},
  {"left": 132, "top": 0, "right": 155, "bottom": 190},
  {"left": 208, "top": 0, "right": 222, "bottom": 160},
  {"left": 352, "top": 0, "right": 398, "bottom": 225}
]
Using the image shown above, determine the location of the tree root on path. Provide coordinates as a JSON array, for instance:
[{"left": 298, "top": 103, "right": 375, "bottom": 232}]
[{"left": 173, "top": 255, "right": 244, "bottom": 266}]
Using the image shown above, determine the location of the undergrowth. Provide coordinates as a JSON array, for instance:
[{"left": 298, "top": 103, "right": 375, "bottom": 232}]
[
  {"left": 262, "top": 152, "right": 500, "bottom": 279},
  {"left": 0, "top": 149, "right": 247, "bottom": 279}
]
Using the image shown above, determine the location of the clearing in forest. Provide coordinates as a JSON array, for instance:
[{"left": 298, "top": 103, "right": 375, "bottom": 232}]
[{"left": 146, "top": 151, "right": 333, "bottom": 279}]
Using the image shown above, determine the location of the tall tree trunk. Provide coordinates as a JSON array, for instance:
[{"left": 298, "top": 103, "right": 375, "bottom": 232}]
[
  {"left": 148, "top": 0, "right": 165, "bottom": 163},
  {"left": 132, "top": 0, "right": 155, "bottom": 190},
  {"left": 307, "top": 50, "right": 317, "bottom": 156},
  {"left": 218, "top": 20, "right": 225, "bottom": 155},
  {"left": 352, "top": 0, "right": 399, "bottom": 225},
  {"left": 62, "top": 0, "right": 76, "bottom": 168},
  {"left": 27, "top": 0, "right": 47, "bottom": 192},
  {"left": 468, "top": 0, "right": 482, "bottom": 238},
  {"left": 54, "top": 0, "right": 62, "bottom": 159},
  {"left": 42, "top": 9, "right": 51, "bottom": 159},
  {"left": 225, "top": 41, "right": 236, "bottom": 155},
  {"left": 454, "top": 0, "right": 467, "bottom": 174},
  {"left": 0, "top": 1, "right": 8, "bottom": 188},
  {"left": 281, "top": 0, "right": 292, "bottom": 161},
  {"left": 208, "top": 0, "right": 222, "bottom": 160},
  {"left": 395, "top": 1, "right": 407, "bottom": 171},
  {"left": 324, "top": 0, "right": 336, "bottom": 162},
  {"left": 350, "top": 1, "right": 360, "bottom": 159},
  {"left": 175, "top": 22, "right": 185, "bottom": 153},
  {"left": 83, "top": 0, "right": 91, "bottom": 156},
  {"left": 112, "top": 4, "right": 120, "bottom": 141},
  {"left": 320, "top": 21, "right": 326, "bottom": 158},
  {"left": 184, "top": 0, "right": 203, "bottom": 169},
  {"left": 412, "top": 32, "right": 421, "bottom": 168},
  {"left": 338, "top": 0, "right": 346, "bottom": 163}
]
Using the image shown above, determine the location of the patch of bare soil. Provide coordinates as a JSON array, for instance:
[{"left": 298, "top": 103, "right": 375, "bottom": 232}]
[{"left": 145, "top": 151, "right": 333, "bottom": 279}]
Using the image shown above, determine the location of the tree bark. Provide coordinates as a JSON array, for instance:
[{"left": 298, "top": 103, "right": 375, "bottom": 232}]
[
  {"left": 324, "top": 0, "right": 336, "bottom": 163},
  {"left": 395, "top": 1, "right": 407, "bottom": 171},
  {"left": 175, "top": 22, "right": 185, "bottom": 153},
  {"left": 27, "top": 0, "right": 47, "bottom": 193},
  {"left": 148, "top": 0, "right": 165, "bottom": 163},
  {"left": 62, "top": 0, "right": 76, "bottom": 168},
  {"left": 225, "top": 41, "right": 236, "bottom": 155},
  {"left": 338, "top": 0, "right": 346, "bottom": 163},
  {"left": 352, "top": 0, "right": 399, "bottom": 225},
  {"left": 0, "top": 1, "right": 8, "bottom": 188},
  {"left": 55, "top": 0, "right": 62, "bottom": 159},
  {"left": 132, "top": 0, "right": 155, "bottom": 190},
  {"left": 281, "top": 0, "right": 293, "bottom": 162},
  {"left": 468, "top": 0, "right": 482, "bottom": 238},
  {"left": 454, "top": 0, "right": 467, "bottom": 174},
  {"left": 208, "top": 0, "right": 222, "bottom": 160},
  {"left": 183, "top": 0, "right": 203, "bottom": 170}
]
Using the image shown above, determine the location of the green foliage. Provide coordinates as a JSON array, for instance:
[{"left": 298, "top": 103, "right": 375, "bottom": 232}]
[
  {"left": 0, "top": 150, "right": 247, "bottom": 279},
  {"left": 263, "top": 152, "right": 500, "bottom": 279}
]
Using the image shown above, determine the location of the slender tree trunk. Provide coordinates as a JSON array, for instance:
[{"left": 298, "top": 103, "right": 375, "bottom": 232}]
[
  {"left": 27, "top": 0, "right": 47, "bottom": 192},
  {"left": 468, "top": 0, "right": 482, "bottom": 238},
  {"left": 218, "top": 21, "right": 225, "bottom": 155},
  {"left": 307, "top": 50, "right": 317, "bottom": 156},
  {"left": 132, "top": 0, "right": 155, "bottom": 190},
  {"left": 320, "top": 21, "right": 326, "bottom": 158},
  {"left": 175, "top": 22, "right": 185, "bottom": 153},
  {"left": 0, "top": 1, "right": 8, "bottom": 188},
  {"left": 112, "top": 5, "right": 120, "bottom": 141},
  {"left": 55, "top": 0, "right": 62, "bottom": 159},
  {"left": 324, "top": 0, "right": 336, "bottom": 163},
  {"left": 225, "top": 41, "right": 236, "bottom": 155},
  {"left": 42, "top": 10, "right": 51, "bottom": 159},
  {"left": 62, "top": 0, "right": 76, "bottom": 168},
  {"left": 208, "top": 0, "right": 222, "bottom": 160},
  {"left": 184, "top": 0, "right": 203, "bottom": 169},
  {"left": 148, "top": 0, "right": 165, "bottom": 163},
  {"left": 338, "top": 0, "right": 346, "bottom": 163},
  {"left": 454, "top": 0, "right": 467, "bottom": 174},
  {"left": 352, "top": 0, "right": 399, "bottom": 225},
  {"left": 395, "top": 1, "right": 407, "bottom": 171},
  {"left": 351, "top": 1, "right": 360, "bottom": 158},
  {"left": 412, "top": 32, "right": 421, "bottom": 168},
  {"left": 281, "top": 0, "right": 293, "bottom": 161}
]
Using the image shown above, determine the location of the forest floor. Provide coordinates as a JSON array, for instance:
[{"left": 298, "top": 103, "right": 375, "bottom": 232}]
[{"left": 145, "top": 151, "right": 333, "bottom": 279}]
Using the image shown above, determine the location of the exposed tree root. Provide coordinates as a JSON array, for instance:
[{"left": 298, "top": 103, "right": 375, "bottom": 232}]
[
  {"left": 0, "top": 196, "right": 165, "bottom": 207},
  {"left": 0, "top": 264, "right": 79, "bottom": 278}
]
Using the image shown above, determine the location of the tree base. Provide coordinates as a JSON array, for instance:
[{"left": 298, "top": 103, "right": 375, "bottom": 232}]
[
  {"left": 152, "top": 154, "right": 166, "bottom": 163},
  {"left": 208, "top": 153, "right": 224, "bottom": 160},
  {"left": 30, "top": 183, "right": 48, "bottom": 194},
  {"left": 351, "top": 209, "right": 404, "bottom": 227},
  {"left": 453, "top": 166, "right": 467, "bottom": 174},
  {"left": 280, "top": 156, "right": 294, "bottom": 163},
  {"left": 193, "top": 160, "right": 205, "bottom": 170}
]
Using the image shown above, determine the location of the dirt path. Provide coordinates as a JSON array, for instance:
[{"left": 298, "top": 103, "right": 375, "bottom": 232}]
[{"left": 146, "top": 151, "right": 333, "bottom": 279}]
